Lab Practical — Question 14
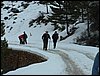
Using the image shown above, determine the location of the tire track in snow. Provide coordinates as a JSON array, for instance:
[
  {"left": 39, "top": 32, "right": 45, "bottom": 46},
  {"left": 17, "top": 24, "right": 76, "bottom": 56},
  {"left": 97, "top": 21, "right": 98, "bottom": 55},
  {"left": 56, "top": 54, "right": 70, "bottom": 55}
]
[
  {"left": 58, "top": 47, "right": 94, "bottom": 60},
  {"left": 48, "top": 49, "right": 85, "bottom": 75}
]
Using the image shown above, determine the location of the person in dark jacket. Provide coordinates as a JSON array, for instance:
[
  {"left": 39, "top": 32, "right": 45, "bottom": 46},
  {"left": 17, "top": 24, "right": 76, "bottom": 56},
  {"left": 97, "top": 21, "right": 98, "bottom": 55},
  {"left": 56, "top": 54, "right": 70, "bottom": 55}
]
[
  {"left": 42, "top": 31, "right": 51, "bottom": 50},
  {"left": 92, "top": 52, "right": 99, "bottom": 75},
  {"left": 52, "top": 31, "right": 59, "bottom": 49},
  {"left": 23, "top": 31, "right": 28, "bottom": 44}
]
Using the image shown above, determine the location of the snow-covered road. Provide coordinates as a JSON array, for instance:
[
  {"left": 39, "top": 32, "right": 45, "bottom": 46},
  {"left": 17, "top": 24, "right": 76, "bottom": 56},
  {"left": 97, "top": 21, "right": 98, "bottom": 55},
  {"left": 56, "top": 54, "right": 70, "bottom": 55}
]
[
  {"left": 48, "top": 49, "right": 85, "bottom": 75},
  {"left": 6, "top": 42, "right": 98, "bottom": 75},
  {"left": 8, "top": 43, "right": 85, "bottom": 75}
]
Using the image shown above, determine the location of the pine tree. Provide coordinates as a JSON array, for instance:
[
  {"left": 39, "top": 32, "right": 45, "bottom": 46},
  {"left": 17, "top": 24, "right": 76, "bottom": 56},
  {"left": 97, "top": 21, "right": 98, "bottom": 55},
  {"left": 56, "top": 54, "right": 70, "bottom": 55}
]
[
  {"left": 75, "top": 1, "right": 99, "bottom": 46},
  {"left": 38, "top": 1, "right": 53, "bottom": 14},
  {"left": 89, "top": 1, "right": 99, "bottom": 31},
  {"left": 76, "top": 1, "right": 88, "bottom": 22},
  {"left": 76, "top": 1, "right": 99, "bottom": 38},
  {"left": 1, "top": 22, "right": 5, "bottom": 37},
  {"left": 48, "top": 1, "right": 80, "bottom": 35},
  {"left": 1, "top": 21, "right": 8, "bottom": 48}
]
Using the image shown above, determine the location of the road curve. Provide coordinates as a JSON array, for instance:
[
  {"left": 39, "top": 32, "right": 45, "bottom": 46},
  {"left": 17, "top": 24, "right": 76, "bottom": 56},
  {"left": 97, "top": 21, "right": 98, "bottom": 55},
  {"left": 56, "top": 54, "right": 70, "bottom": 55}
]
[{"left": 48, "top": 49, "right": 85, "bottom": 75}]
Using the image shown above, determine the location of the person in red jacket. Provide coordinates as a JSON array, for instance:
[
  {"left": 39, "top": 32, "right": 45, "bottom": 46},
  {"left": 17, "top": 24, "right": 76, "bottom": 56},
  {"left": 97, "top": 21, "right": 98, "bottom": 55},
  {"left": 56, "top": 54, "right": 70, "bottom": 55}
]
[{"left": 18, "top": 34, "right": 24, "bottom": 44}]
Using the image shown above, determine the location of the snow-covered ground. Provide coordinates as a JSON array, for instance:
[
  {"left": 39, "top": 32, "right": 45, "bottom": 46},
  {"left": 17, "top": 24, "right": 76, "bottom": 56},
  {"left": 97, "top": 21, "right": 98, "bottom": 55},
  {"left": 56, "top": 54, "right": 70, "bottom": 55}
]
[{"left": 1, "top": 1, "right": 99, "bottom": 75}]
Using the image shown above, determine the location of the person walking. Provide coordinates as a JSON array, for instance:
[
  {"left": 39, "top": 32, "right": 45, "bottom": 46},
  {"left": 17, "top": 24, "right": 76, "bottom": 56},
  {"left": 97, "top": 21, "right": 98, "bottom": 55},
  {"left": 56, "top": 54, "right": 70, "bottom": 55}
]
[
  {"left": 23, "top": 31, "right": 28, "bottom": 44},
  {"left": 52, "top": 31, "right": 59, "bottom": 49},
  {"left": 42, "top": 31, "right": 51, "bottom": 50},
  {"left": 92, "top": 52, "right": 99, "bottom": 75}
]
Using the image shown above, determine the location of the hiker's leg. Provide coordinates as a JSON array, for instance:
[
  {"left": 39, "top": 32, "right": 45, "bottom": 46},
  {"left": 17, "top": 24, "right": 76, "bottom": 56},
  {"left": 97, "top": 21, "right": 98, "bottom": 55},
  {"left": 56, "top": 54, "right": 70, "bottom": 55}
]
[
  {"left": 45, "top": 41, "right": 48, "bottom": 50},
  {"left": 54, "top": 41, "right": 57, "bottom": 49}
]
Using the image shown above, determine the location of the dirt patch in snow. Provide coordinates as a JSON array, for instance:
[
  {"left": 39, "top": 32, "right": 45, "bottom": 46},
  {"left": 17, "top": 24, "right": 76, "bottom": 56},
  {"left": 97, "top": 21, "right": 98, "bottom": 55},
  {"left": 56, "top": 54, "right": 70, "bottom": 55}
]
[{"left": 1, "top": 48, "right": 47, "bottom": 74}]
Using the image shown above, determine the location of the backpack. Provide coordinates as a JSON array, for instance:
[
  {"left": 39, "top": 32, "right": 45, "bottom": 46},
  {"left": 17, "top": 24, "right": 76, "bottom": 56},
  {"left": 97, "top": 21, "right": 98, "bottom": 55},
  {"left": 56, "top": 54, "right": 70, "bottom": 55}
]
[
  {"left": 52, "top": 33, "right": 58, "bottom": 40},
  {"left": 42, "top": 33, "right": 50, "bottom": 40}
]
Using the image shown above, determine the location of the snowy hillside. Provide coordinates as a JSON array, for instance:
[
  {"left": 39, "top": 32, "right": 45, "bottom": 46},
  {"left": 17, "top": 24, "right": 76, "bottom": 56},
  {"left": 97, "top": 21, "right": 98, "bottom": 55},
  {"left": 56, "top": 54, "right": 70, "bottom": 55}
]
[
  {"left": 1, "top": 1, "right": 99, "bottom": 75},
  {"left": 1, "top": 1, "right": 53, "bottom": 43}
]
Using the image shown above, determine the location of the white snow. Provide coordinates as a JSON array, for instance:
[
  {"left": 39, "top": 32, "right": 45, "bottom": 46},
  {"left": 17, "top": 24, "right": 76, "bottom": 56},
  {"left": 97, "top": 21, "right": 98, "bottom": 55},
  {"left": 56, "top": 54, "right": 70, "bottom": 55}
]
[
  {"left": 4, "top": 44, "right": 66, "bottom": 75},
  {"left": 1, "top": 1, "right": 99, "bottom": 75}
]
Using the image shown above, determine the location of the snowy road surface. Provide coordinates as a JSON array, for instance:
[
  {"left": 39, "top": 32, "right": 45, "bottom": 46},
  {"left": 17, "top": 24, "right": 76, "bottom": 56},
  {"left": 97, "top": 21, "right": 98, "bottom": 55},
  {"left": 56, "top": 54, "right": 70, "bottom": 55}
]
[
  {"left": 5, "top": 42, "right": 98, "bottom": 75},
  {"left": 48, "top": 49, "right": 85, "bottom": 75}
]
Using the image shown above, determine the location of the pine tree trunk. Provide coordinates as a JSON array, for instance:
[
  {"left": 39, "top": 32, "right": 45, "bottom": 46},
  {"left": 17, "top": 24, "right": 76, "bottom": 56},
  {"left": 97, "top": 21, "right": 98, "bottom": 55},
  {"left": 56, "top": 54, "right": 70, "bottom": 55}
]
[
  {"left": 87, "top": 7, "right": 90, "bottom": 38},
  {"left": 81, "top": 8, "right": 84, "bottom": 22},
  {"left": 46, "top": 3, "right": 48, "bottom": 14},
  {"left": 59, "top": 2, "right": 61, "bottom": 10},
  {"left": 66, "top": 20, "right": 69, "bottom": 35},
  {"left": 87, "top": 18, "right": 90, "bottom": 38},
  {"left": 65, "top": 1, "right": 69, "bottom": 35},
  {"left": 66, "top": 14, "right": 69, "bottom": 35}
]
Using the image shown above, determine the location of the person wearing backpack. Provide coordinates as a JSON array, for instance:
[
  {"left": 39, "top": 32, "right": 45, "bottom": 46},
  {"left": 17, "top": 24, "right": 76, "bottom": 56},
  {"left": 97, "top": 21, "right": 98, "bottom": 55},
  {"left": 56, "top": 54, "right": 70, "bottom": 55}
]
[
  {"left": 42, "top": 31, "right": 51, "bottom": 50},
  {"left": 52, "top": 31, "right": 59, "bottom": 49}
]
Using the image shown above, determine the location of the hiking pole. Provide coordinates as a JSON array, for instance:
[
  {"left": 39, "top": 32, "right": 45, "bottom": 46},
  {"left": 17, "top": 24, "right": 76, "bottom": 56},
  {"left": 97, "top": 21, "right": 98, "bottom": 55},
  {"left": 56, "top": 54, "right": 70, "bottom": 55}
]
[{"left": 49, "top": 39, "right": 51, "bottom": 50}]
